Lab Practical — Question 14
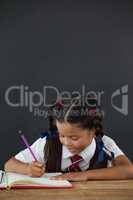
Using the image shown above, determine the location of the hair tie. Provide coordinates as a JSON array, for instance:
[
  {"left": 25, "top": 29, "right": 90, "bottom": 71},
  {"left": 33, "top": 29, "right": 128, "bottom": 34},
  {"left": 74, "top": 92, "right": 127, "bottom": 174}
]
[
  {"left": 88, "top": 108, "right": 97, "bottom": 115},
  {"left": 56, "top": 100, "right": 63, "bottom": 110}
]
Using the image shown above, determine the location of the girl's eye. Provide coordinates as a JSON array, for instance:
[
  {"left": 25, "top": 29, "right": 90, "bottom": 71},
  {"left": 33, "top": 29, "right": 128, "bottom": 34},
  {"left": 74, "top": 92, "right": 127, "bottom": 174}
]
[
  {"left": 59, "top": 135, "right": 65, "bottom": 138},
  {"left": 71, "top": 137, "right": 78, "bottom": 141}
]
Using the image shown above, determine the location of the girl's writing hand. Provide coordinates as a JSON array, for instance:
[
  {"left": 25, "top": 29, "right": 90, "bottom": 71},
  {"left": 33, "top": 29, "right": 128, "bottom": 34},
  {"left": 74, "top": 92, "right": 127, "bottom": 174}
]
[
  {"left": 50, "top": 172, "right": 88, "bottom": 182},
  {"left": 27, "top": 161, "right": 45, "bottom": 177}
]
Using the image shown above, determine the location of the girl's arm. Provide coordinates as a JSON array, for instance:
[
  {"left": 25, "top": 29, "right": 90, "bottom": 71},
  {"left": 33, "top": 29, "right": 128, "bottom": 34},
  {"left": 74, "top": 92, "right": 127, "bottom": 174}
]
[
  {"left": 4, "top": 157, "right": 45, "bottom": 177},
  {"left": 85, "top": 155, "right": 133, "bottom": 180},
  {"left": 51, "top": 155, "right": 133, "bottom": 181}
]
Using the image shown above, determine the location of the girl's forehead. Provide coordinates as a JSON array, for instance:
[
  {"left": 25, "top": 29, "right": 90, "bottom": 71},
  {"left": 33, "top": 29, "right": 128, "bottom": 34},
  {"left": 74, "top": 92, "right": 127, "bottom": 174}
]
[
  {"left": 56, "top": 121, "right": 79, "bottom": 130},
  {"left": 56, "top": 121, "right": 87, "bottom": 135}
]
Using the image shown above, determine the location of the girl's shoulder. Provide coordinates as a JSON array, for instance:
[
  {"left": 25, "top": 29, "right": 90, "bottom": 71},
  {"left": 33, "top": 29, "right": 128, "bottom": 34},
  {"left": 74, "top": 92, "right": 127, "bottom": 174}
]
[
  {"left": 102, "top": 135, "right": 124, "bottom": 157},
  {"left": 102, "top": 135, "right": 116, "bottom": 145},
  {"left": 31, "top": 137, "right": 47, "bottom": 149}
]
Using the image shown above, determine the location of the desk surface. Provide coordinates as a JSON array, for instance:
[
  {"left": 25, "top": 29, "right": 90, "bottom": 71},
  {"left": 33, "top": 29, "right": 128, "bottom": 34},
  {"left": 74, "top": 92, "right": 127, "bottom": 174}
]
[{"left": 0, "top": 180, "right": 133, "bottom": 200}]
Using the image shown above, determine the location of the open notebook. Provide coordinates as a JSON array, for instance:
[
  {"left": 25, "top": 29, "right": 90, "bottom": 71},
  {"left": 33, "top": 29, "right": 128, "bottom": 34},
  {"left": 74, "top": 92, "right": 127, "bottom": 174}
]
[{"left": 0, "top": 170, "right": 72, "bottom": 189}]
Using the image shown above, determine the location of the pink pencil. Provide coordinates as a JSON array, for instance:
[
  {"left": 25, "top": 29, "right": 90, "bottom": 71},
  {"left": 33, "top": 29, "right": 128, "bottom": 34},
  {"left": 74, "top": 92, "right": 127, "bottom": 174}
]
[{"left": 19, "top": 130, "right": 37, "bottom": 161}]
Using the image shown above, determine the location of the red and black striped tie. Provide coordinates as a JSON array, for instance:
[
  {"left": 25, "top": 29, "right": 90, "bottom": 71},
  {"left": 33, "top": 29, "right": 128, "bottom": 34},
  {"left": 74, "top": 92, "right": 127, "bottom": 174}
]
[{"left": 69, "top": 154, "right": 83, "bottom": 172}]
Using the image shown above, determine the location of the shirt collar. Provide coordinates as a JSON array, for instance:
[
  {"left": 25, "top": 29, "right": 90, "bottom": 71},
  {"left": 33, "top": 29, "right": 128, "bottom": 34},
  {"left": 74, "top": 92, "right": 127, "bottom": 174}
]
[{"left": 63, "top": 138, "right": 96, "bottom": 162}]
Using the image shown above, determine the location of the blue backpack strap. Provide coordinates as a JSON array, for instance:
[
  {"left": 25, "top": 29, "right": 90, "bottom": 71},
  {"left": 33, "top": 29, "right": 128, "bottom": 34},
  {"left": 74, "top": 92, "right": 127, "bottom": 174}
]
[
  {"left": 95, "top": 135, "right": 114, "bottom": 163},
  {"left": 89, "top": 135, "right": 114, "bottom": 169},
  {"left": 95, "top": 135, "right": 105, "bottom": 163},
  {"left": 102, "top": 146, "right": 115, "bottom": 161},
  {"left": 40, "top": 128, "right": 59, "bottom": 139},
  {"left": 40, "top": 131, "right": 49, "bottom": 138}
]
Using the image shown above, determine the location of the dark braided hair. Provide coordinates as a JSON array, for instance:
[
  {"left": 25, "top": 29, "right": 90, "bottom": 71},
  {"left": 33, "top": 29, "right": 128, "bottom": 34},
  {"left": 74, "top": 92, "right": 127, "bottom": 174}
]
[
  {"left": 44, "top": 96, "right": 104, "bottom": 172},
  {"left": 51, "top": 96, "right": 104, "bottom": 136}
]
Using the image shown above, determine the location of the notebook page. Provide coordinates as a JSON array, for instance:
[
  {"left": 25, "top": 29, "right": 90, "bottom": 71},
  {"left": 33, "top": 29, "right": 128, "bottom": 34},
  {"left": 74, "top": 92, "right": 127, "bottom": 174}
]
[{"left": 6, "top": 172, "right": 71, "bottom": 187}]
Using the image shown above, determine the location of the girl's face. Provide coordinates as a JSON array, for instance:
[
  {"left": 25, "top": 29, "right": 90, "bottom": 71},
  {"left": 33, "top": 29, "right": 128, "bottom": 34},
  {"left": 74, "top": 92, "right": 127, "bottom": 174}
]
[{"left": 56, "top": 120, "right": 95, "bottom": 154}]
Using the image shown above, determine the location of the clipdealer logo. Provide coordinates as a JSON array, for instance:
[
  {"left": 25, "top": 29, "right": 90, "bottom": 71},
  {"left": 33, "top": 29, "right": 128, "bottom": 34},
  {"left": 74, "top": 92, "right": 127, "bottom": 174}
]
[
  {"left": 3, "top": 84, "right": 128, "bottom": 116},
  {"left": 111, "top": 85, "right": 128, "bottom": 116},
  {"left": 4, "top": 85, "right": 104, "bottom": 113}
]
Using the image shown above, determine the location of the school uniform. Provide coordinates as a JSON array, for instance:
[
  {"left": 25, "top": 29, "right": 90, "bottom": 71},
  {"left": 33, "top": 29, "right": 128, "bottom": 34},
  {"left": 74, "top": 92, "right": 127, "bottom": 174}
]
[{"left": 15, "top": 135, "right": 124, "bottom": 172}]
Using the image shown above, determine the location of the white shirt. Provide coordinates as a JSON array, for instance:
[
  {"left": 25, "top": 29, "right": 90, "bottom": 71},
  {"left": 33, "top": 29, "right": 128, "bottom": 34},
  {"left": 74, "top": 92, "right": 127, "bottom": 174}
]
[{"left": 15, "top": 135, "right": 124, "bottom": 171}]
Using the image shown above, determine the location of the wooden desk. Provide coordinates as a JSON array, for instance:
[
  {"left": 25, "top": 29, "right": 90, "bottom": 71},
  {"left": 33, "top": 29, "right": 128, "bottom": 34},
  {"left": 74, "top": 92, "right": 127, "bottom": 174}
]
[{"left": 0, "top": 180, "right": 133, "bottom": 200}]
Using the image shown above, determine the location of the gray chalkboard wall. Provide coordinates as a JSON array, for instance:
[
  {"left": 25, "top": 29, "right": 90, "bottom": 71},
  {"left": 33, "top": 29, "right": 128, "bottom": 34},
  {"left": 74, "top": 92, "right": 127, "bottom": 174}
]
[{"left": 0, "top": 0, "right": 132, "bottom": 169}]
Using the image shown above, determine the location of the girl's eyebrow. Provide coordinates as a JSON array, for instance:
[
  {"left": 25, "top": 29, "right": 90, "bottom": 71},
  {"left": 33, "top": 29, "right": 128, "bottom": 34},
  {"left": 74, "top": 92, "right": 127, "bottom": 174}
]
[{"left": 59, "top": 133, "right": 79, "bottom": 137}]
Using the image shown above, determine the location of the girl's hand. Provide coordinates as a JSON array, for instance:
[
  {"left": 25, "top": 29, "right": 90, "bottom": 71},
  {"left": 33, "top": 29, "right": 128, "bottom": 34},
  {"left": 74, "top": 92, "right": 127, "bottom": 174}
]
[
  {"left": 27, "top": 161, "right": 45, "bottom": 177},
  {"left": 50, "top": 172, "right": 88, "bottom": 182}
]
